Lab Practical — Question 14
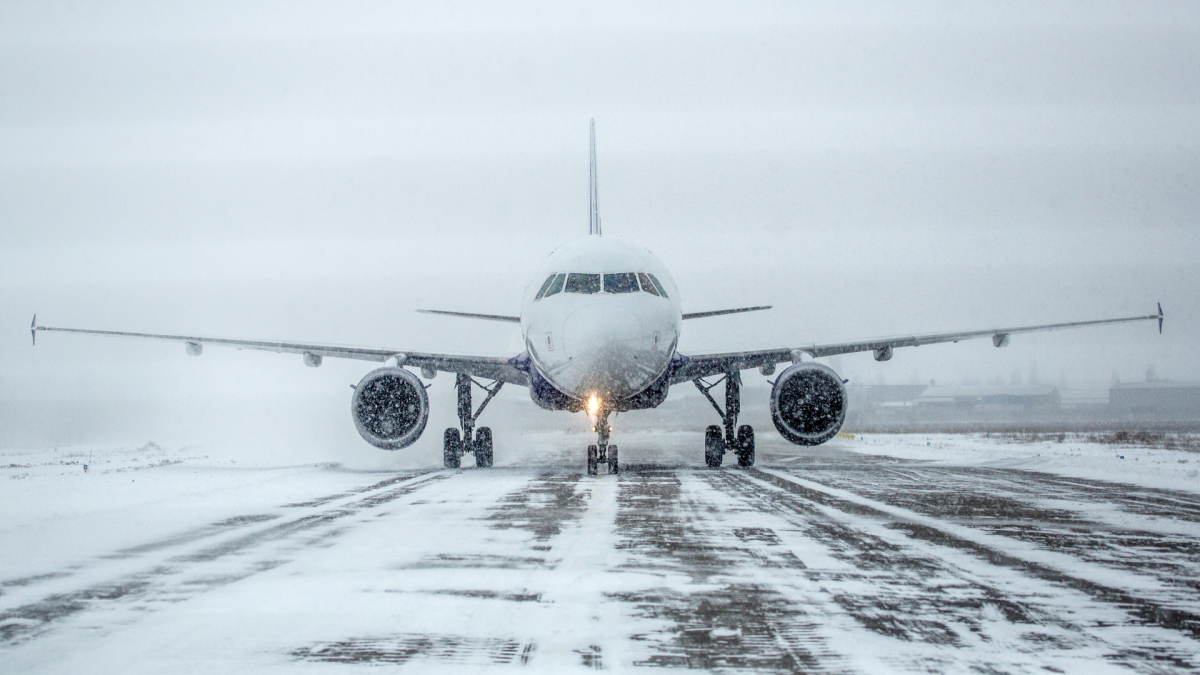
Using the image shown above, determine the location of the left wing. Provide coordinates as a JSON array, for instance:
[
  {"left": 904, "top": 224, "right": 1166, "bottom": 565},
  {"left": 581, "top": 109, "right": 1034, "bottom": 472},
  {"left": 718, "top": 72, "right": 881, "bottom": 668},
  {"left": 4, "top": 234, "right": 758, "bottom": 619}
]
[
  {"left": 671, "top": 304, "right": 1163, "bottom": 383},
  {"left": 416, "top": 310, "right": 521, "bottom": 323},
  {"left": 31, "top": 319, "right": 529, "bottom": 385}
]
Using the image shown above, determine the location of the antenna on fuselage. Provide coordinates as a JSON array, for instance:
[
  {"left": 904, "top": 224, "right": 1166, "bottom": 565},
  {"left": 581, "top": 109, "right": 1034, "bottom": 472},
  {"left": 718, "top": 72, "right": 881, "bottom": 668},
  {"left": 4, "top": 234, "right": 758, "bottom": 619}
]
[{"left": 589, "top": 119, "right": 601, "bottom": 236}]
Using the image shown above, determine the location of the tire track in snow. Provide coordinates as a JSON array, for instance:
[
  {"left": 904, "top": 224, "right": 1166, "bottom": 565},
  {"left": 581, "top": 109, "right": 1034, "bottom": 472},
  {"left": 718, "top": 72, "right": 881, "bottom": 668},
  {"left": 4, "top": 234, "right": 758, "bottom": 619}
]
[
  {"left": 609, "top": 469, "right": 849, "bottom": 673},
  {"left": 295, "top": 469, "right": 595, "bottom": 668},
  {"left": 0, "top": 471, "right": 434, "bottom": 595},
  {"left": 694, "top": 468, "right": 1122, "bottom": 673},
  {"left": 742, "top": 467, "right": 1200, "bottom": 671},
  {"left": 0, "top": 470, "right": 443, "bottom": 645},
  {"left": 785, "top": 464, "right": 1200, "bottom": 614}
]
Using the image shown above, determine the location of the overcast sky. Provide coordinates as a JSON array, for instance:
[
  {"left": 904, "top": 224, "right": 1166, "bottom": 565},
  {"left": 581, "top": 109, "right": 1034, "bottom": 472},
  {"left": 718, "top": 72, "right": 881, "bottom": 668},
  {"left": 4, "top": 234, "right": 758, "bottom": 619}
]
[{"left": 2, "top": 2, "right": 1197, "bottom": 450}]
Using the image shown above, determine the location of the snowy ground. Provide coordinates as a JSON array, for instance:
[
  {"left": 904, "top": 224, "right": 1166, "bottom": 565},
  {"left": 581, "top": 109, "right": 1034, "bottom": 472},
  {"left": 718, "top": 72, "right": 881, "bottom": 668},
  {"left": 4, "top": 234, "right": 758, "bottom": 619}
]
[
  {"left": 2, "top": 432, "right": 1200, "bottom": 673},
  {"left": 836, "top": 432, "right": 1200, "bottom": 494}
]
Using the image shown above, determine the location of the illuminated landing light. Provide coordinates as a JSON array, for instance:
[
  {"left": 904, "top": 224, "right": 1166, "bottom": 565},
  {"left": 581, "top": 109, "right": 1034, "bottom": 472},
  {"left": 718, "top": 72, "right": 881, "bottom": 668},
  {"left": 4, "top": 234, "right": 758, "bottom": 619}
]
[{"left": 587, "top": 394, "right": 601, "bottom": 415}]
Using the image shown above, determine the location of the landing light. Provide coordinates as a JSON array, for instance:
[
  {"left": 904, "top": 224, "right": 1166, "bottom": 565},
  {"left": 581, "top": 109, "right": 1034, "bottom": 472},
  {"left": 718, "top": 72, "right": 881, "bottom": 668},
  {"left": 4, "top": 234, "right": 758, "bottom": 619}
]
[{"left": 587, "top": 394, "right": 600, "bottom": 415}]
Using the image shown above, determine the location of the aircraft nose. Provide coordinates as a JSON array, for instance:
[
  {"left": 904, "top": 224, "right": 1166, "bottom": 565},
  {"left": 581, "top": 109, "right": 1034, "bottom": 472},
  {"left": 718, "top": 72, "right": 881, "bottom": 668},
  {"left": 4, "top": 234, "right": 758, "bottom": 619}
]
[{"left": 560, "top": 303, "right": 657, "bottom": 398}]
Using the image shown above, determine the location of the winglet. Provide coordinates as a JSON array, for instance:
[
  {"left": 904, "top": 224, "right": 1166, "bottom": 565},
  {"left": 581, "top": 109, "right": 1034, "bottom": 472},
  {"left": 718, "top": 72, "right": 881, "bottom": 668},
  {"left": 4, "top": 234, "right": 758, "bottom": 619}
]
[
  {"left": 589, "top": 119, "right": 601, "bottom": 236},
  {"left": 30, "top": 314, "right": 37, "bottom": 346},
  {"left": 1158, "top": 302, "right": 1164, "bottom": 334}
]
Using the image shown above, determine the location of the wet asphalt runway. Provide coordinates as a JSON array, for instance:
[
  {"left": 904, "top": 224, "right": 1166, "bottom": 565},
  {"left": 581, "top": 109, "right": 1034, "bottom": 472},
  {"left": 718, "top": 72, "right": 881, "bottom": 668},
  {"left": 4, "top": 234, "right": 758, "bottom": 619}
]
[{"left": 2, "top": 442, "right": 1200, "bottom": 673}]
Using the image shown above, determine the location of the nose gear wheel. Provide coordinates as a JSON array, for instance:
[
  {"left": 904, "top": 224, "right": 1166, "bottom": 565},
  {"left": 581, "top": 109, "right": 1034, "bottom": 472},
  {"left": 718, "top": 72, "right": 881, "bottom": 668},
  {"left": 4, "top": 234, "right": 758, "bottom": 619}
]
[{"left": 586, "top": 406, "right": 619, "bottom": 476}]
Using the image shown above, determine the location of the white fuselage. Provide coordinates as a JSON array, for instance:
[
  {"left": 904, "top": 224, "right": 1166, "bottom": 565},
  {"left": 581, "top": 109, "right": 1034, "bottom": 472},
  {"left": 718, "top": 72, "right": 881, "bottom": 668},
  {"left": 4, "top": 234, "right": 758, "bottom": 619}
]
[{"left": 520, "top": 236, "right": 682, "bottom": 404}]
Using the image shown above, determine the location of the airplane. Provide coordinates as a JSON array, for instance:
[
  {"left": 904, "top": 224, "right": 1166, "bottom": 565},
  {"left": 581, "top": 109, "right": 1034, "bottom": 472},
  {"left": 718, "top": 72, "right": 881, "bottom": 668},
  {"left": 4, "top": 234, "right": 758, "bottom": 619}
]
[{"left": 31, "top": 120, "right": 1165, "bottom": 476}]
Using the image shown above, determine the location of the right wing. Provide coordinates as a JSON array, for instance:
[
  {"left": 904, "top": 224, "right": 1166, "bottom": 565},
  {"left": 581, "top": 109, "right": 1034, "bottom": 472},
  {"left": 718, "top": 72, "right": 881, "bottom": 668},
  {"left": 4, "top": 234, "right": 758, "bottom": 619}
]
[
  {"left": 682, "top": 306, "right": 771, "bottom": 320},
  {"left": 31, "top": 320, "right": 529, "bottom": 385},
  {"left": 672, "top": 304, "right": 1163, "bottom": 383}
]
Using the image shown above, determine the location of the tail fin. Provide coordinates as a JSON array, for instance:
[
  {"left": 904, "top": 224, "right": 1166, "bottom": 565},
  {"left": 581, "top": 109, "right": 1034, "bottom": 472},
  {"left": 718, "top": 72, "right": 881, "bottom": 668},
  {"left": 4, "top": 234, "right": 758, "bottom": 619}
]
[{"left": 589, "top": 119, "right": 601, "bottom": 236}]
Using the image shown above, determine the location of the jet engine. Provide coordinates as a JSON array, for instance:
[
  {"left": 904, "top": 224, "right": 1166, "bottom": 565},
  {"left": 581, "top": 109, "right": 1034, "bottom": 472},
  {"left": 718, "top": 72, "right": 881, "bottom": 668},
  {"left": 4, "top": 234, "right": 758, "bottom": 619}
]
[
  {"left": 351, "top": 367, "right": 429, "bottom": 450},
  {"left": 770, "top": 362, "right": 847, "bottom": 446}
]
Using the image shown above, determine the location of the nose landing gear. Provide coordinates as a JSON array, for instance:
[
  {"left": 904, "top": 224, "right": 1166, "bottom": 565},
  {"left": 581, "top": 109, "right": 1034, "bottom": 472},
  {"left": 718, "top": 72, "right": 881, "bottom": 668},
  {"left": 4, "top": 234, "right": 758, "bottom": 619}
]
[
  {"left": 694, "top": 371, "right": 755, "bottom": 468},
  {"left": 443, "top": 373, "right": 503, "bottom": 469},
  {"left": 586, "top": 406, "right": 619, "bottom": 476}
]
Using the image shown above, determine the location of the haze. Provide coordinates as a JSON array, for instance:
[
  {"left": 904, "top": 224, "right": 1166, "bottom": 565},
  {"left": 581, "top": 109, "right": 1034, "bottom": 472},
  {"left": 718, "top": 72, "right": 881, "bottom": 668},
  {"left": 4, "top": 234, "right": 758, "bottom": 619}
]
[{"left": 2, "top": 1, "right": 1196, "bottom": 459}]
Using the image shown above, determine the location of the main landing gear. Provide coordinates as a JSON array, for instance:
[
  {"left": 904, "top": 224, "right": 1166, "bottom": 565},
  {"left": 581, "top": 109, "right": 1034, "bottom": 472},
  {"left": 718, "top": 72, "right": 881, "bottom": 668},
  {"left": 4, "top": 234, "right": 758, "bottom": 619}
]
[
  {"left": 444, "top": 373, "right": 503, "bottom": 469},
  {"left": 694, "top": 370, "right": 755, "bottom": 468},
  {"left": 586, "top": 405, "right": 619, "bottom": 477}
]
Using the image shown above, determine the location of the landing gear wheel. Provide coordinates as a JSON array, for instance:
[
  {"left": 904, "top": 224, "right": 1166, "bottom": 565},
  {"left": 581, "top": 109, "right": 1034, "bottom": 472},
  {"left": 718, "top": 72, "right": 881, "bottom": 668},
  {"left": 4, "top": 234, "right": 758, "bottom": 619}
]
[
  {"left": 608, "top": 445, "right": 619, "bottom": 475},
  {"left": 587, "top": 444, "right": 599, "bottom": 476},
  {"left": 474, "top": 426, "right": 493, "bottom": 468},
  {"left": 443, "top": 428, "right": 462, "bottom": 469},
  {"left": 736, "top": 425, "right": 755, "bottom": 467},
  {"left": 704, "top": 425, "right": 724, "bottom": 468}
]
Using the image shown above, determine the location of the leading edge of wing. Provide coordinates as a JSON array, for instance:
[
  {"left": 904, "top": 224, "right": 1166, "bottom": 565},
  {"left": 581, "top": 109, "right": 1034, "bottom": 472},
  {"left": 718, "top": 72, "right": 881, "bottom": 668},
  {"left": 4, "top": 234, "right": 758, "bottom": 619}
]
[
  {"left": 682, "top": 306, "right": 771, "bottom": 320},
  {"left": 416, "top": 310, "right": 521, "bottom": 323},
  {"left": 798, "top": 307, "right": 1163, "bottom": 358},
  {"left": 31, "top": 322, "right": 529, "bottom": 385},
  {"left": 672, "top": 306, "right": 1162, "bottom": 383}
]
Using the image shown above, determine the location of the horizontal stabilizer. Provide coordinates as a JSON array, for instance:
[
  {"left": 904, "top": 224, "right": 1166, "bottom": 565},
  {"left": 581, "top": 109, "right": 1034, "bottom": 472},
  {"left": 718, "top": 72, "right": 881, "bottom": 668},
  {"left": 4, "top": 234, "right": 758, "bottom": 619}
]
[
  {"left": 682, "top": 306, "right": 772, "bottom": 320},
  {"left": 417, "top": 310, "right": 521, "bottom": 324}
]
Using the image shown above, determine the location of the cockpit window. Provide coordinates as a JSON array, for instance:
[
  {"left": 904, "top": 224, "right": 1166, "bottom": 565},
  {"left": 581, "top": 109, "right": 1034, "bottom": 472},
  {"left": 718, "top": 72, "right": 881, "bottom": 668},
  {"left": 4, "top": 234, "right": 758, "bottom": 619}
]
[
  {"left": 564, "top": 273, "right": 601, "bottom": 294},
  {"left": 637, "top": 273, "right": 659, "bottom": 297},
  {"left": 542, "top": 273, "right": 566, "bottom": 298},
  {"left": 534, "top": 274, "right": 557, "bottom": 300},
  {"left": 603, "top": 272, "right": 640, "bottom": 293},
  {"left": 638, "top": 273, "right": 668, "bottom": 298},
  {"left": 647, "top": 273, "right": 669, "bottom": 298}
]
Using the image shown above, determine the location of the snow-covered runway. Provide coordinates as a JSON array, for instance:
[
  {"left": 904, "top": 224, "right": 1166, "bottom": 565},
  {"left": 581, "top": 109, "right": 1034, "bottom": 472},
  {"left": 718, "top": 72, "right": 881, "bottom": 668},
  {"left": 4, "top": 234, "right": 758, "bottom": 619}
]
[{"left": 3, "top": 437, "right": 1200, "bottom": 673}]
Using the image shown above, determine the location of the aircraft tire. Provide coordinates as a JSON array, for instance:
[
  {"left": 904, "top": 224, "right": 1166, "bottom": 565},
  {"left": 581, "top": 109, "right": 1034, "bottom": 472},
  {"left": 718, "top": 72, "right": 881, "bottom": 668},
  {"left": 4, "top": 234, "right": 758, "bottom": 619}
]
[
  {"left": 704, "top": 425, "right": 724, "bottom": 468},
  {"left": 587, "top": 444, "right": 599, "bottom": 476},
  {"left": 443, "top": 428, "right": 462, "bottom": 469},
  {"left": 736, "top": 425, "right": 755, "bottom": 467},
  {"left": 608, "top": 444, "right": 619, "bottom": 474},
  {"left": 474, "top": 427, "right": 493, "bottom": 468}
]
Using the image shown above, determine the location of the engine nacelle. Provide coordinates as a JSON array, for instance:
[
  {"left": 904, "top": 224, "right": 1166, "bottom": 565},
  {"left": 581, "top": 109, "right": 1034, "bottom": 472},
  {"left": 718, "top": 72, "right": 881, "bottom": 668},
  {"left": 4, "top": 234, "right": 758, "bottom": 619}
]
[
  {"left": 351, "top": 367, "right": 429, "bottom": 450},
  {"left": 770, "top": 362, "right": 847, "bottom": 446}
]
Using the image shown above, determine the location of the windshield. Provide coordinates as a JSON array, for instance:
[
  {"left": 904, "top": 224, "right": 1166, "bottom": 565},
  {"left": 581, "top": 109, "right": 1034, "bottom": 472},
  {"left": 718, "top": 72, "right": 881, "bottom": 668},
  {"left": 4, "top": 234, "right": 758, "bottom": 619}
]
[
  {"left": 542, "top": 273, "right": 565, "bottom": 298},
  {"left": 542, "top": 272, "right": 666, "bottom": 298},
  {"left": 637, "top": 273, "right": 659, "bottom": 297},
  {"left": 646, "top": 273, "right": 668, "bottom": 298},
  {"left": 604, "top": 273, "right": 640, "bottom": 293},
  {"left": 565, "top": 273, "right": 601, "bottom": 294},
  {"left": 534, "top": 274, "right": 557, "bottom": 300}
]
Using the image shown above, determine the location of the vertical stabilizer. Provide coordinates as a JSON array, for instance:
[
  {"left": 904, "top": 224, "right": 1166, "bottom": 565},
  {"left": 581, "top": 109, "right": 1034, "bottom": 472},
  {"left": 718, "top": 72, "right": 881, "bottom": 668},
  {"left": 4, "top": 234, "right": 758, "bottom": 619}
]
[{"left": 589, "top": 119, "right": 601, "bottom": 236}]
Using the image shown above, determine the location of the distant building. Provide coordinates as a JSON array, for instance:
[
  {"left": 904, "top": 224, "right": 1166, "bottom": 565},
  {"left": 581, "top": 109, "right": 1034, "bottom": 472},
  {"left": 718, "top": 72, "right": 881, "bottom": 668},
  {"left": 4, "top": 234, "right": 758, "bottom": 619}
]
[
  {"left": 916, "top": 385, "right": 1061, "bottom": 409},
  {"left": 1058, "top": 388, "right": 1110, "bottom": 410},
  {"left": 1110, "top": 382, "right": 1200, "bottom": 415},
  {"left": 846, "top": 385, "right": 928, "bottom": 409}
]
